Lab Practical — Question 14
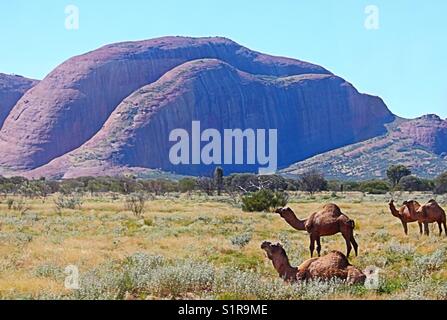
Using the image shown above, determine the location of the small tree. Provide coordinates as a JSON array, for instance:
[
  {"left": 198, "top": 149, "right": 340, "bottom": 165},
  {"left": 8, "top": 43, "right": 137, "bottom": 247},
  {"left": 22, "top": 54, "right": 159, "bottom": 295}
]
[
  {"left": 54, "top": 194, "right": 83, "bottom": 215},
  {"left": 125, "top": 193, "right": 147, "bottom": 217},
  {"left": 434, "top": 172, "right": 447, "bottom": 194},
  {"left": 214, "top": 167, "right": 224, "bottom": 196},
  {"left": 387, "top": 165, "right": 411, "bottom": 187},
  {"left": 359, "top": 180, "right": 390, "bottom": 194},
  {"left": 197, "top": 177, "right": 215, "bottom": 196},
  {"left": 299, "top": 170, "right": 328, "bottom": 195},
  {"left": 397, "top": 175, "right": 433, "bottom": 192},
  {"left": 178, "top": 178, "right": 197, "bottom": 194},
  {"left": 241, "top": 189, "right": 289, "bottom": 212}
]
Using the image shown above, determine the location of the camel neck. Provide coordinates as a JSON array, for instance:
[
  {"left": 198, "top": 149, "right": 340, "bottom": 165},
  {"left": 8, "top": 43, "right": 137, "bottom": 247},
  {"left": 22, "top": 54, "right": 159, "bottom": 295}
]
[
  {"left": 272, "top": 256, "right": 297, "bottom": 281},
  {"left": 283, "top": 213, "right": 306, "bottom": 231},
  {"left": 389, "top": 203, "right": 401, "bottom": 218}
]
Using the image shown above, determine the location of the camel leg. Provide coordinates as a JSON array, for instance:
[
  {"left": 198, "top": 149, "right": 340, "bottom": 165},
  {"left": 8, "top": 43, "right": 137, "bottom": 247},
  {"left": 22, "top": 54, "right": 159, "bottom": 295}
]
[
  {"left": 418, "top": 222, "right": 423, "bottom": 235},
  {"left": 342, "top": 234, "right": 352, "bottom": 258},
  {"left": 443, "top": 222, "right": 447, "bottom": 236},
  {"left": 316, "top": 237, "right": 322, "bottom": 257},
  {"left": 309, "top": 235, "right": 316, "bottom": 258},
  {"left": 402, "top": 222, "right": 408, "bottom": 235},
  {"left": 350, "top": 235, "right": 359, "bottom": 257},
  {"left": 438, "top": 222, "right": 443, "bottom": 236},
  {"left": 424, "top": 222, "right": 430, "bottom": 236}
]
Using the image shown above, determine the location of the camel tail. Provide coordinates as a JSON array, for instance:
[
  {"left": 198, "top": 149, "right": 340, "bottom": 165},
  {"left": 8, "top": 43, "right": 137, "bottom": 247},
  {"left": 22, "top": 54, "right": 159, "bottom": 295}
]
[{"left": 348, "top": 219, "right": 355, "bottom": 230}]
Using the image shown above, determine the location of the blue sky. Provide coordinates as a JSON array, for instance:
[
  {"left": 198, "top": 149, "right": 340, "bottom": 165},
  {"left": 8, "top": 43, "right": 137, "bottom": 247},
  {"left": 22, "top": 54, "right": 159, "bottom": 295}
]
[{"left": 1, "top": 0, "right": 445, "bottom": 118}]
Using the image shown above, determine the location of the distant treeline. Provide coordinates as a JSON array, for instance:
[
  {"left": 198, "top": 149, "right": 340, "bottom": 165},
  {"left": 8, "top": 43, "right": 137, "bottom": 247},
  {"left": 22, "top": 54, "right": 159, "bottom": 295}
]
[{"left": 1, "top": 165, "right": 446, "bottom": 197}]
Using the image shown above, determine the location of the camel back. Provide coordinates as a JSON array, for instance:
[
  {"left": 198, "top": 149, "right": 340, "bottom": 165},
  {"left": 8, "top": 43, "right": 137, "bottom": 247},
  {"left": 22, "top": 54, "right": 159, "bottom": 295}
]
[{"left": 323, "top": 204, "right": 343, "bottom": 216}]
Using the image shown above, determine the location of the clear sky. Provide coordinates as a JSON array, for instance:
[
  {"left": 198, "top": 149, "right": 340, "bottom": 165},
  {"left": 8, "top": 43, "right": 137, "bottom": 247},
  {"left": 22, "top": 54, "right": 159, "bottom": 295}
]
[{"left": 1, "top": 0, "right": 445, "bottom": 118}]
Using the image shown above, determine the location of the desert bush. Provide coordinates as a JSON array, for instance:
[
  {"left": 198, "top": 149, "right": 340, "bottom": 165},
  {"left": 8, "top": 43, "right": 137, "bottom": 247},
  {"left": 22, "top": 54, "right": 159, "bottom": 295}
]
[
  {"left": 373, "top": 229, "right": 391, "bottom": 242},
  {"left": 434, "top": 172, "right": 447, "bottom": 194},
  {"left": 33, "top": 264, "right": 64, "bottom": 280},
  {"left": 72, "top": 253, "right": 356, "bottom": 300},
  {"left": 9, "top": 198, "right": 30, "bottom": 215},
  {"left": 6, "top": 198, "right": 14, "bottom": 210},
  {"left": 54, "top": 194, "right": 83, "bottom": 214},
  {"left": 397, "top": 175, "right": 433, "bottom": 192},
  {"left": 359, "top": 180, "right": 390, "bottom": 194},
  {"left": 387, "top": 165, "right": 412, "bottom": 187},
  {"left": 178, "top": 178, "right": 197, "bottom": 194},
  {"left": 298, "top": 170, "right": 328, "bottom": 194},
  {"left": 241, "top": 190, "right": 289, "bottom": 212},
  {"left": 230, "top": 232, "right": 252, "bottom": 248},
  {"left": 413, "top": 248, "right": 446, "bottom": 274},
  {"left": 395, "top": 277, "right": 447, "bottom": 300},
  {"left": 125, "top": 193, "right": 147, "bottom": 217},
  {"left": 386, "top": 242, "right": 415, "bottom": 263}
]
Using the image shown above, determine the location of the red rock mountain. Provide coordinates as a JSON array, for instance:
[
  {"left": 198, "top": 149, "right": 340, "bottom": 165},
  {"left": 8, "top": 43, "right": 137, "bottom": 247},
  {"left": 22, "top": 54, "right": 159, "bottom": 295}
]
[
  {"left": 397, "top": 114, "right": 447, "bottom": 155},
  {"left": 25, "top": 58, "right": 393, "bottom": 178},
  {"left": 0, "top": 73, "right": 38, "bottom": 128},
  {"left": 1, "top": 37, "right": 397, "bottom": 178},
  {"left": 0, "top": 37, "right": 330, "bottom": 171},
  {"left": 282, "top": 115, "right": 447, "bottom": 180}
]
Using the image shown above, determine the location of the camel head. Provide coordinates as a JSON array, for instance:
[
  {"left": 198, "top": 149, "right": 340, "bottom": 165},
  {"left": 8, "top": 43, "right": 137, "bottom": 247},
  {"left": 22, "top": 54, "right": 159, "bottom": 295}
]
[
  {"left": 388, "top": 199, "right": 395, "bottom": 206},
  {"left": 274, "top": 207, "right": 295, "bottom": 219},
  {"left": 261, "top": 241, "right": 287, "bottom": 261}
]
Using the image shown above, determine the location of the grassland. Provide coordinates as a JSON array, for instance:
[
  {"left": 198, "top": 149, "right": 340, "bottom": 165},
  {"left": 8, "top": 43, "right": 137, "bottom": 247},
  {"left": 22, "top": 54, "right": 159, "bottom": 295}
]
[{"left": 0, "top": 192, "right": 446, "bottom": 300}]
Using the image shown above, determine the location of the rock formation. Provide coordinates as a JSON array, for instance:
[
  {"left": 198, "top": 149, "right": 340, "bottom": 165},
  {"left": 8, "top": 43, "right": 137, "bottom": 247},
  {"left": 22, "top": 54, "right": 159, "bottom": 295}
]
[
  {"left": 0, "top": 36, "right": 333, "bottom": 171},
  {"left": 0, "top": 73, "right": 38, "bottom": 128},
  {"left": 23, "top": 57, "right": 394, "bottom": 178},
  {"left": 283, "top": 116, "right": 447, "bottom": 180}
]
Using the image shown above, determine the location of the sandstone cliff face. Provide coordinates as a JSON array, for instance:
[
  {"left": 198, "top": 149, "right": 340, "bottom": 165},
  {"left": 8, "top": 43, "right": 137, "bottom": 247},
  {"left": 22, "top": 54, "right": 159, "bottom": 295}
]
[
  {"left": 397, "top": 114, "right": 447, "bottom": 155},
  {"left": 0, "top": 36, "right": 331, "bottom": 171},
  {"left": 282, "top": 116, "right": 447, "bottom": 180},
  {"left": 0, "top": 73, "right": 38, "bottom": 129},
  {"left": 26, "top": 59, "right": 394, "bottom": 179}
]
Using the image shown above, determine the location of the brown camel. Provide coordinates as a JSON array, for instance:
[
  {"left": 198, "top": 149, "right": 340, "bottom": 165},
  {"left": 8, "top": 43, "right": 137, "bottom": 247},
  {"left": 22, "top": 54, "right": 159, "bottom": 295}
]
[
  {"left": 261, "top": 242, "right": 366, "bottom": 285},
  {"left": 404, "top": 200, "right": 447, "bottom": 236},
  {"left": 388, "top": 200, "right": 423, "bottom": 235},
  {"left": 275, "top": 204, "right": 358, "bottom": 258}
]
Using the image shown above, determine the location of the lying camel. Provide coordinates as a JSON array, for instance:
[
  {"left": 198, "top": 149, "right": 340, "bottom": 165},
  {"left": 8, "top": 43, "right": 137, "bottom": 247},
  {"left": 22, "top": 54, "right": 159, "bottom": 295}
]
[
  {"left": 404, "top": 200, "right": 447, "bottom": 236},
  {"left": 261, "top": 242, "right": 365, "bottom": 285},
  {"left": 388, "top": 200, "right": 423, "bottom": 235},
  {"left": 275, "top": 204, "right": 358, "bottom": 258}
]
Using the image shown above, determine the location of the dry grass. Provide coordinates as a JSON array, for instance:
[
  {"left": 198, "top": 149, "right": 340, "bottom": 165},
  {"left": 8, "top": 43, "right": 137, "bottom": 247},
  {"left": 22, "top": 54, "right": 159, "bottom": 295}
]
[{"left": 0, "top": 192, "right": 446, "bottom": 300}]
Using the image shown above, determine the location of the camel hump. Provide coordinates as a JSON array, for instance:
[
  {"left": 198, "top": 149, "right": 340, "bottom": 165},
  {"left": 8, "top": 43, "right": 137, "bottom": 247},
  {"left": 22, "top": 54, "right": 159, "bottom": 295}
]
[
  {"left": 428, "top": 199, "right": 437, "bottom": 204},
  {"left": 323, "top": 203, "right": 342, "bottom": 215},
  {"left": 320, "top": 251, "right": 350, "bottom": 268}
]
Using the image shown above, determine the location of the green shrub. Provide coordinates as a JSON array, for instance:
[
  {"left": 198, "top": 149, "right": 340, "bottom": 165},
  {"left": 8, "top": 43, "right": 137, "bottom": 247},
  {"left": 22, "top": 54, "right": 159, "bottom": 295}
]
[
  {"left": 230, "top": 232, "right": 252, "bottom": 248},
  {"left": 434, "top": 172, "right": 447, "bottom": 194},
  {"left": 125, "top": 193, "right": 147, "bottom": 217},
  {"left": 359, "top": 180, "right": 390, "bottom": 194},
  {"left": 397, "top": 175, "right": 433, "bottom": 192},
  {"left": 53, "top": 194, "right": 83, "bottom": 213},
  {"left": 241, "top": 190, "right": 289, "bottom": 212}
]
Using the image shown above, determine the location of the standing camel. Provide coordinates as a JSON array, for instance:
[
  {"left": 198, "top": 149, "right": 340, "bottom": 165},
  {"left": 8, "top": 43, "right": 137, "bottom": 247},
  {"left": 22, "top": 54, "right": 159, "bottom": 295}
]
[
  {"left": 275, "top": 204, "right": 358, "bottom": 258},
  {"left": 404, "top": 200, "right": 447, "bottom": 236},
  {"left": 388, "top": 200, "right": 423, "bottom": 235},
  {"left": 261, "top": 242, "right": 365, "bottom": 285}
]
